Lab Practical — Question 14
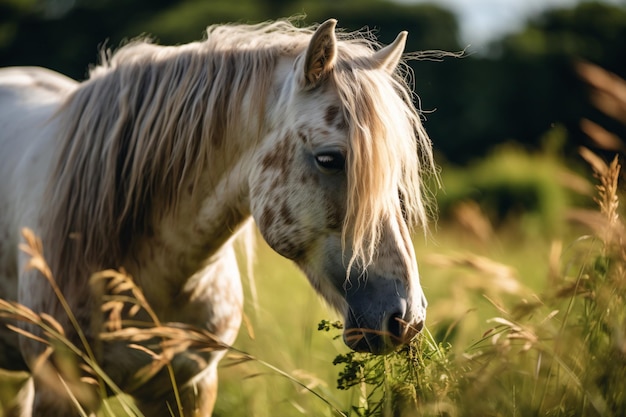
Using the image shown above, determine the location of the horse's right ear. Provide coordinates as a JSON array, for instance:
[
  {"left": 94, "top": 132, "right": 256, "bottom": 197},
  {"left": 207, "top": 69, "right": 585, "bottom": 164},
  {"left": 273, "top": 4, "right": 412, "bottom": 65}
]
[
  {"left": 298, "top": 19, "right": 337, "bottom": 90},
  {"left": 371, "top": 31, "right": 407, "bottom": 74}
]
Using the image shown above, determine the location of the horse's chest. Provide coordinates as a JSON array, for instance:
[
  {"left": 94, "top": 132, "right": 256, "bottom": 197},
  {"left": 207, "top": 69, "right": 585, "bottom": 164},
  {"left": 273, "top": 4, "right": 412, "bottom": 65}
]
[
  {"left": 101, "top": 248, "right": 244, "bottom": 389},
  {"left": 128, "top": 244, "right": 244, "bottom": 344},
  {"left": 166, "top": 269, "right": 244, "bottom": 344}
]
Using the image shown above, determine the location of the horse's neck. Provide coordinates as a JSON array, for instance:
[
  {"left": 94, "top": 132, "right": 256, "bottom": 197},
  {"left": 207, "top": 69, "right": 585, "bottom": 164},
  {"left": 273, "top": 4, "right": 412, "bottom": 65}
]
[
  {"left": 126, "top": 128, "right": 256, "bottom": 307},
  {"left": 122, "top": 54, "right": 293, "bottom": 304}
]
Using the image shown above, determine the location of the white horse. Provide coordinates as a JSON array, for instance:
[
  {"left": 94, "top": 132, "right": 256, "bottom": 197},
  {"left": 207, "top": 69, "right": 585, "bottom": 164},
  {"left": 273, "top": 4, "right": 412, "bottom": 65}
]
[{"left": 0, "top": 19, "right": 436, "bottom": 416}]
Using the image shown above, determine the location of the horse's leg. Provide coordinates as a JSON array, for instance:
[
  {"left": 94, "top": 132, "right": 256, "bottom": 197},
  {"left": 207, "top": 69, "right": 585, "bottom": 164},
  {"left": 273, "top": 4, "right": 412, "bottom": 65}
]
[
  {"left": 4, "top": 377, "right": 33, "bottom": 417},
  {"left": 134, "top": 366, "right": 218, "bottom": 417},
  {"left": 28, "top": 375, "right": 100, "bottom": 417},
  {"left": 9, "top": 355, "right": 101, "bottom": 417}
]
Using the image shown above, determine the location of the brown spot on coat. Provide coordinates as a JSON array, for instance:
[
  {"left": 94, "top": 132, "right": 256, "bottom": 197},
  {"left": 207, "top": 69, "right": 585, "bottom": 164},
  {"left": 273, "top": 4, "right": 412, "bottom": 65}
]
[
  {"left": 270, "top": 174, "right": 282, "bottom": 189},
  {"left": 261, "top": 135, "right": 292, "bottom": 175},
  {"left": 259, "top": 207, "right": 276, "bottom": 232},
  {"left": 324, "top": 105, "right": 347, "bottom": 130},
  {"left": 335, "top": 116, "right": 348, "bottom": 131},
  {"left": 280, "top": 202, "right": 295, "bottom": 226},
  {"left": 324, "top": 105, "right": 340, "bottom": 126},
  {"left": 261, "top": 151, "right": 281, "bottom": 171},
  {"left": 300, "top": 171, "right": 319, "bottom": 185},
  {"left": 278, "top": 136, "right": 292, "bottom": 175}
]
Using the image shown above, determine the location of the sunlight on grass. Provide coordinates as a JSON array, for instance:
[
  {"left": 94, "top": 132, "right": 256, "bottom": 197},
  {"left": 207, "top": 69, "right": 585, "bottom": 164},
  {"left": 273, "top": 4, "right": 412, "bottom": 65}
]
[
  {"left": 1, "top": 145, "right": 624, "bottom": 416},
  {"left": 215, "top": 241, "right": 350, "bottom": 417}
]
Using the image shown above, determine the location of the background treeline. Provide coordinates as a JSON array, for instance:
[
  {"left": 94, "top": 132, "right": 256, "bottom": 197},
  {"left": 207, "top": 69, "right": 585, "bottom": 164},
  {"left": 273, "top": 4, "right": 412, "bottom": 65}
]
[{"left": 1, "top": 0, "right": 625, "bottom": 164}]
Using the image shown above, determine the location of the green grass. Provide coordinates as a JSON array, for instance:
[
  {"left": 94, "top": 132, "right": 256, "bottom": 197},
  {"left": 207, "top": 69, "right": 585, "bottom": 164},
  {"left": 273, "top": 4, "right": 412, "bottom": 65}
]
[
  {"left": 214, "top": 242, "right": 351, "bottom": 417},
  {"left": 311, "top": 151, "right": 626, "bottom": 417}
]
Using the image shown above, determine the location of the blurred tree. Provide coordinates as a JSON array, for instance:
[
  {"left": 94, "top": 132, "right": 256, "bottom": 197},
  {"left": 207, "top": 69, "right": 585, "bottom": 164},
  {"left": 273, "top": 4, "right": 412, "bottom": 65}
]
[
  {"left": 0, "top": 0, "right": 459, "bottom": 77},
  {"left": 436, "top": 1, "right": 626, "bottom": 163}
]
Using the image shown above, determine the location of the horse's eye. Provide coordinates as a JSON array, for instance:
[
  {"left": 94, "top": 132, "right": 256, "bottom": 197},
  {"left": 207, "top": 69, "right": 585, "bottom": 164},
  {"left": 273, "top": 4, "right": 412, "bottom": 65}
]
[{"left": 314, "top": 151, "right": 345, "bottom": 173}]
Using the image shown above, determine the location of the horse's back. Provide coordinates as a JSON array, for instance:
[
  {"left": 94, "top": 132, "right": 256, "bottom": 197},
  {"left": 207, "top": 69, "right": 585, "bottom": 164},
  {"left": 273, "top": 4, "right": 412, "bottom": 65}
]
[
  {"left": 0, "top": 67, "right": 77, "bottom": 369},
  {"left": 0, "top": 66, "right": 76, "bottom": 136},
  {"left": 0, "top": 66, "right": 76, "bottom": 97},
  {"left": 0, "top": 66, "right": 76, "bottom": 174},
  {"left": 0, "top": 65, "right": 75, "bottom": 235},
  {"left": 0, "top": 66, "right": 75, "bottom": 281}
]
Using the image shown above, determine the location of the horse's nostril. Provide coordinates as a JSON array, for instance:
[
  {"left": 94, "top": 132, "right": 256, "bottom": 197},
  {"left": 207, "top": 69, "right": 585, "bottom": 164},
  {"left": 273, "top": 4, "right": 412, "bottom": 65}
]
[
  {"left": 414, "top": 320, "right": 424, "bottom": 333},
  {"left": 387, "top": 312, "right": 404, "bottom": 340}
]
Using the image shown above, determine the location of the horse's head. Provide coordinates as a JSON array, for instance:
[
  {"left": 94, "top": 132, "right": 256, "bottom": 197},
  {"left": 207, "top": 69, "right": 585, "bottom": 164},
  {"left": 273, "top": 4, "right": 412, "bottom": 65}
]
[{"left": 249, "top": 20, "right": 433, "bottom": 354}]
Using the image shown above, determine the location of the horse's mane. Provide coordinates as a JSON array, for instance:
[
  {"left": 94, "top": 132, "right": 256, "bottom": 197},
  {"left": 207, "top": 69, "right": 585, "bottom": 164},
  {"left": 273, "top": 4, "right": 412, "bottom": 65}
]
[{"left": 44, "top": 19, "right": 436, "bottom": 287}]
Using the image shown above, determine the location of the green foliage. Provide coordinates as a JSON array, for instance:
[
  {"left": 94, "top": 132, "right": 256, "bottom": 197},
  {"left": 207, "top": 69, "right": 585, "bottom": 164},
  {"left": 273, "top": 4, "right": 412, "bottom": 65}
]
[
  {"left": 437, "top": 140, "right": 579, "bottom": 237},
  {"left": 499, "top": 2, "right": 626, "bottom": 65},
  {"left": 329, "top": 331, "right": 459, "bottom": 417},
  {"left": 422, "top": 2, "right": 626, "bottom": 163}
]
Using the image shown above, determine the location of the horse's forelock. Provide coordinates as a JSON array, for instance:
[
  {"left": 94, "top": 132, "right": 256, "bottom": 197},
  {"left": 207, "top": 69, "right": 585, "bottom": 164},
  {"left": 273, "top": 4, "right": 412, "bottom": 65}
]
[{"left": 332, "top": 45, "right": 437, "bottom": 269}]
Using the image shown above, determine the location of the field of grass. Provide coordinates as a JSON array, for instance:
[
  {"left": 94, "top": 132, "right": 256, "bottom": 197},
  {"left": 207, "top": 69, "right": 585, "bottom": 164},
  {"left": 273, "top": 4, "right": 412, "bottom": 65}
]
[
  {"left": 228, "top": 62, "right": 626, "bottom": 417},
  {"left": 214, "top": 240, "right": 352, "bottom": 417},
  {"left": 214, "top": 220, "right": 559, "bottom": 417}
]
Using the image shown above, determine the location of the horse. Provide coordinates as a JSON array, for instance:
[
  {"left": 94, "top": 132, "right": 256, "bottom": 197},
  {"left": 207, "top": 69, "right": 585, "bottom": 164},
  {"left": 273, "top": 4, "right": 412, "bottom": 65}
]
[{"left": 0, "top": 18, "right": 436, "bottom": 416}]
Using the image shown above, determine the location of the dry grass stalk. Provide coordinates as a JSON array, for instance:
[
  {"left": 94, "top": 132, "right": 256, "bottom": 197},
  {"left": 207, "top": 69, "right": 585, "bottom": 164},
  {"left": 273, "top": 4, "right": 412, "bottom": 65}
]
[
  {"left": 2, "top": 230, "right": 195, "bottom": 415},
  {"left": 3, "top": 229, "right": 105, "bottom": 411},
  {"left": 581, "top": 118, "right": 626, "bottom": 152},
  {"left": 3, "top": 230, "right": 342, "bottom": 417},
  {"left": 451, "top": 200, "right": 494, "bottom": 244},
  {"left": 426, "top": 252, "right": 524, "bottom": 295},
  {"left": 577, "top": 61, "right": 626, "bottom": 125},
  {"left": 578, "top": 148, "right": 624, "bottom": 250},
  {"left": 486, "top": 316, "right": 539, "bottom": 352},
  {"left": 91, "top": 268, "right": 229, "bottom": 396}
]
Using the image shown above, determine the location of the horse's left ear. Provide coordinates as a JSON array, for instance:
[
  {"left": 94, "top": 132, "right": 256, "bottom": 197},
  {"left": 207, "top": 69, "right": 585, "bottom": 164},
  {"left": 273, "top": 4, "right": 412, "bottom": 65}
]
[
  {"left": 300, "top": 19, "right": 338, "bottom": 90},
  {"left": 372, "top": 31, "right": 408, "bottom": 74}
]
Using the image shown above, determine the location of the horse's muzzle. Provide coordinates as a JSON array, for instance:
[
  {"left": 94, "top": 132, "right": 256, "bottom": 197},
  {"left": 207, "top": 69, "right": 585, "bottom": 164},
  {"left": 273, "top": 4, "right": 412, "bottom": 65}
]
[
  {"left": 343, "top": 316, "right": 423, "bottom": 355},
  {"left": 343, "top": 293, "right": 425, "bottom": 355}
]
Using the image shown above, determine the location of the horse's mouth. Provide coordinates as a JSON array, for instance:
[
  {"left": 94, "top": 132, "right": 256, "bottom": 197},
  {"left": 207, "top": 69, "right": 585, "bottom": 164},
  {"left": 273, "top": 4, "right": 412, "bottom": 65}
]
[{"left": 342, "top": 314, "right": 423, "bottom": 355}]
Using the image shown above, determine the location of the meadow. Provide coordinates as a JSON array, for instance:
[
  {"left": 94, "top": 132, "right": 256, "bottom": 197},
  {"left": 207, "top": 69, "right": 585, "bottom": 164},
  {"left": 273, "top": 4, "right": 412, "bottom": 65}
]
[{"left": 1, "top": 63, "right": 625, "bottom": 416}]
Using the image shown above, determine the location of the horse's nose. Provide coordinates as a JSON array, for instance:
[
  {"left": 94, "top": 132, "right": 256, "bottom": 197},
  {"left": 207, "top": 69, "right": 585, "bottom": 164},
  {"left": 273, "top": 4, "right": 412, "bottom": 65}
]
[{"left": 343, "top": 276, "right": 426, "bottom": 354}]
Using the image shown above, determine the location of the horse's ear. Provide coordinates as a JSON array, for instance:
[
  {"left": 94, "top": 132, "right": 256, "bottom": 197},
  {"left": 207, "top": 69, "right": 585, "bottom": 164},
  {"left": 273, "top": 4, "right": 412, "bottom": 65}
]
[
  {"left": 300, "top": 19, "right": 337, "bottom": 90},
  {"left": 372, "top": 31, "right": 407, "bottom": 74}
]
